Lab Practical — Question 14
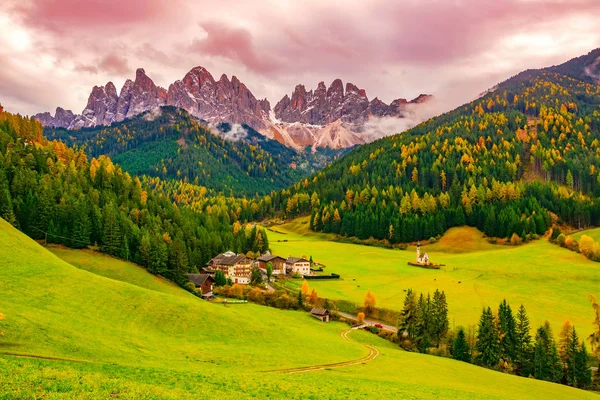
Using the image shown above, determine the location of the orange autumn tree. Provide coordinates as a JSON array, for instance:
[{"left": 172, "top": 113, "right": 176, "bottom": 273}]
[
  {"left": 0, "top": 312, "right": 4, "bottom": 337},
  {"left": 357, "top": 312, "right": 365, "bottom": 324},
  {"left": 364, "top": 290, "right": 376, "bottom": 317},
  {"left": 301, "top": 280, "right": 310, "bottom": 297},
  {"left": 309, "top": 289, "right": 318, "bottom": 305}
]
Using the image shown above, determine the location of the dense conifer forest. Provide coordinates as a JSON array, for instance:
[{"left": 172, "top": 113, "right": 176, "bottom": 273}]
[
  {"left": 0, "top": 106, "right": 269, "bottom": 286},
  {"left": 271, "top": 62, "right": 600, "bottom": 243},
  {"left": 44, "top": 107, "right": 344, "bottom": 196}
]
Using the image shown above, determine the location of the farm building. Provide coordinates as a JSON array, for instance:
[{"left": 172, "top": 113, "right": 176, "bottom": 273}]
[
  {"left": 206, "top": 251, "right": 253, "bottom": 284},
  {"left": 310, "top": 308, "right": 330, "bottom": 322},
  {"left": 256, "top": 254, "right": 286, "bottom": 275},
  {"left": 187, "top": 273, "right": 215, "bottom": 295},
  {"left": 285, "top": 257, "right": 310, "bottom": 275}
]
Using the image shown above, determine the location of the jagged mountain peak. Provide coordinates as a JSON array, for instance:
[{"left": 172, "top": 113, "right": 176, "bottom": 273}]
[{"left": 33, "top": 66, "right": 431, "bottom": 150}]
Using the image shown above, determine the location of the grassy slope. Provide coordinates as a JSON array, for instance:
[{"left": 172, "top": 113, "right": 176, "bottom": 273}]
[
  {"left": 47, "top": 245, "right": 188, "bottom": 298},
  {"left": 0, "top": 219, "right": 595, "bottom": 399},
  {"left": 573, "top": 227, "right": 600, "bottom": 243},
  {"left": 0, "top": 219, "right": 363, "bottom": 372},
  {"left": 269, "top": 218, "right": 600, "bottom": 332}
]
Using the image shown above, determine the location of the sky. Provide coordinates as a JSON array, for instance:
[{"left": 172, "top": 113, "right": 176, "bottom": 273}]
[{"left": 1, "top": 0, "right": 600, "bottom": 117}]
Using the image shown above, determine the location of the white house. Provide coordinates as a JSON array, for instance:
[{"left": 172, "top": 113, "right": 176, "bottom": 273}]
[{"left": 285, "top": 257, "right": 311, "bottom": 275}]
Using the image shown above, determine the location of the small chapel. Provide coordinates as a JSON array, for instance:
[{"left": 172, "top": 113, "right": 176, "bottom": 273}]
[{"left": 416, "top": 243, "right": 429, "bottom": 265}]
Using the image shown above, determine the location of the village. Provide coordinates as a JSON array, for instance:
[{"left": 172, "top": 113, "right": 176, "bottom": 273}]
[
  {"left": 186, "top": 250, "right": 310, "bottom": 296},
  {"left": 185, "top": 250, "right": 341, "bottom": 322}
]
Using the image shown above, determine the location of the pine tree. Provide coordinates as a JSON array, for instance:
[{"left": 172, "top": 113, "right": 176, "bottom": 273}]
[
  {"left": 565, "top": 327, "right": 579, "bottom": 386},
  {"left": 498, "top": 299, "right": 517, "bottom": 361},
  {"left": 398, "top": 289, "right": 418, "bottom": 339},
  {"left": 266, "top": 261, "right": 273, "bottom": 282},
  {"left": 475, "top": 307, "right": 501, "bottom": 367},
  {"left": 214, "top": 270, "right": 227, "bottom": 287},
  {"left": 515, "top": 304, "right": 532, "bottom": 376},
  {"left": 414, "top": 293, "right": 432, "bottom": 353},
  {"left": 575, "top": 342, "right": 592, "bottom": 388},
  {"left": 533, "top": 323, "right": 563, "bottom": 383},
  {"left": 102, "top": 203, "right": 122, "bottom": 256},
  {"left": 452, "top": 328, "right": 471, "bottom": 362},
  {"left": 70, "top": 197, "right": 91, "bottom": 248},
  {"left": 250, "top": 267, "right": 263, "bottom": 286},
  {"left": 168, "top": 238, "right": 189, "bottom": 285},
  {"left": 431, "top": 289, "right": 449, "bottom": 347},
  {"left": 139, "top": 231, "right": 152, "bottom": 268},
  {"left": 149, "top": 233, "right": 168, "bottom": 275}
]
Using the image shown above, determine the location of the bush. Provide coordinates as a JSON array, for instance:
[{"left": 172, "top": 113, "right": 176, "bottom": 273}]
[
  {"left": 551, "top": 227, "right": 562, "bottom": 241},
  {"left": 366, "top": 325, "right": 380, "bottom": 334},
  {"left": 275, "top": 293, "right": 295, "bottom": 309},
  {"left": 247, "top": 287, "right": 266, "bottom": 305},
  {"left": 185, "top": 282, "right": 198, "bottom": 294},
  {"left": 429, "top": 237, "right": 437, "bottom": 244},
  {"left": 510, "top": 233, "right": 522, "bottom": 246},
  {"left": 565, "top": 236, "right": 580, "bottom": 252},
  {"left": 557, "top": 233, "right": 567, "bottom": 247}
]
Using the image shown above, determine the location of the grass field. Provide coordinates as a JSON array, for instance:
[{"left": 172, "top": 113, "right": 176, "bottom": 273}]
[
  {"left": 269, "top": 218, "right": 600, "bottom": 334},
  {"left": 572, "top": 227, "right": 600, "bottom": 243},
  {"left": 47, "top": 245, "right": 189, "bottom": 298},
  {"left": 0, "top": 218, "right": 596, "bottom": 399}
]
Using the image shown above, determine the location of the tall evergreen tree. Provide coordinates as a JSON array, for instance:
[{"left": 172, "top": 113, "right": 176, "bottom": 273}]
[
  {"left": 498, "top": 299, "right": 517, "bottom": 361},
  {"left": 398, "top": 289, "right": 418, "bottom": 339},
  {"left": 575, "top": 342, "right": 592, "bottom": 388},
  {"left": 414, "top": 293, "right": 432, "bottom": 353},
  {"left": 102, "top": 202, "right": 122, "bottom": 256},
  {"left": 69, "top": 197, "right": 91, "bottom": 248},
  {"left": 475, "top": 307, "right": 501, "bottom": 367},
  {"left": 515, "top": 304, "right": 532, "bottom": 376},
  {"left": 431, "top": 289, "right": 449, "bottom": 347},
  {"left": 452, "top": 327, "right": 471, "bottom": 362}
]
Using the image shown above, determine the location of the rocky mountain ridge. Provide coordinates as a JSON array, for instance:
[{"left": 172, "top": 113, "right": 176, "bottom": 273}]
[{"left": 34, "top": 67, "right": 431, "bottom": 149}]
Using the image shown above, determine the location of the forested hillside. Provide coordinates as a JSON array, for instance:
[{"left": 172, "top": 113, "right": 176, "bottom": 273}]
[
  {"left": 44, "top": 107, "right": 343, "bottom": 196},
  {"left": 266, "top": 51, "right": 600, "bottom": 242},
  {"left": 0, "top": 105, "right": 269, "bottom": 285}
]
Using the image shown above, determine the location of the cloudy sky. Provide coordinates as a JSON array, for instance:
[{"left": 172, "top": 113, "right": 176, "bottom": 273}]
[{"left": 1, "top": 0, "right": 599, "bottom": 116}]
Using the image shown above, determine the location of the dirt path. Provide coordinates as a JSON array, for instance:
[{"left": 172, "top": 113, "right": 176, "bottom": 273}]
[
  {"left": 0, "top": 352, "right": 104, "bottom": 364},
  {"left": 266, "top": 328, "right": 380, "bottom": 374}
]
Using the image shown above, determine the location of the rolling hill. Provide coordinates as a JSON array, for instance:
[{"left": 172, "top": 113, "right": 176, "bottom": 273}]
[{"left": 0, "top": 218, "right": 596, "bottom": 399}]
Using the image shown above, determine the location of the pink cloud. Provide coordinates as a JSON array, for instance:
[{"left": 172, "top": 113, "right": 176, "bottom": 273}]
[
  {"left": 189, "top": 22, "right": 285, "bottom": 74},
  {"left": 1, "top": 0, "right": 599, "bottom": 117},
  {"left": 13, "top": 0, "right": 175, "bottom": 33},
  {"left": 98, "top": 54, "right": 130, "bottom": 75}
]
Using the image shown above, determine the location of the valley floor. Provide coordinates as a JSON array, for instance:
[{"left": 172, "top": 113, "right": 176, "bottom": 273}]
[
  {"left": 0, "top": 218, "right": 597, "bottom": 399},
  {"left": 268, "top": 218, "right": 600, "bottom": 333}
]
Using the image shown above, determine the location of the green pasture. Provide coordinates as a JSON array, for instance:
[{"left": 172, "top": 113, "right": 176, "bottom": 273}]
[
  {"left": 0, "top": 218, "right": 596, "bottom": 399},
  {"left": 269, "top": 218, "right": 600, "bottom": 334}
]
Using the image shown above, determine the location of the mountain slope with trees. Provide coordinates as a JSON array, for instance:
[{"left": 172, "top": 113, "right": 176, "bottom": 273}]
[
  {"left": 0, "top": 105, "right": 269, "bottom": 286},
  {"left": 269, "top": 49, "right": 600, "bottom": 243},
  {"left": 44, "top": 106, "right": 344, "bottom": 196}
]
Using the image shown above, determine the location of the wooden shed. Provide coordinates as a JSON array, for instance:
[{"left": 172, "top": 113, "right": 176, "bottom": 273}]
[{"left": 310, "top": 308, "right": 330, "bottom": 322}]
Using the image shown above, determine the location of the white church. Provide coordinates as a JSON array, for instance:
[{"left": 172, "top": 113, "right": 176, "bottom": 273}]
[{"left": 416, "top": 243, "right": 429, "bottom": 265}]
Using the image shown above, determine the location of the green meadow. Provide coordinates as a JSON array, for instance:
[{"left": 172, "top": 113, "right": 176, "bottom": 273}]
[
  {"left": 269, "top": 217, "right": 600, "bottom": 333},
  {"left": 0, "top": 218, "right": 596, "bottom": 399},
  {"left": 572, "top": 227, "right": 600, "bottom": 243}
]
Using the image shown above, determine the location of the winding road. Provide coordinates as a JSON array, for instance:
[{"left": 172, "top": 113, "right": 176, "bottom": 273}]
[{"left": 267, "top": 327, "right": 380, "bottom": 374}]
